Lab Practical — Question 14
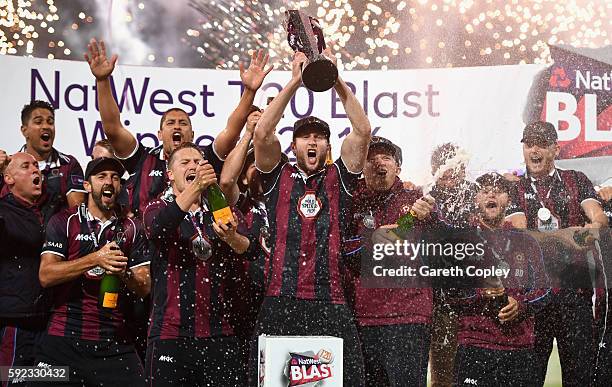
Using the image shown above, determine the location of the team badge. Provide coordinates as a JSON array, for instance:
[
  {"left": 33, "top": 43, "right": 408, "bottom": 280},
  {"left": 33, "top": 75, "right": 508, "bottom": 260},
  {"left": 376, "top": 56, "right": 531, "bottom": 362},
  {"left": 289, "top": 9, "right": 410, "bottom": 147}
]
[{"left": 297, "top": 191, "right": 322, "bottom": 219}]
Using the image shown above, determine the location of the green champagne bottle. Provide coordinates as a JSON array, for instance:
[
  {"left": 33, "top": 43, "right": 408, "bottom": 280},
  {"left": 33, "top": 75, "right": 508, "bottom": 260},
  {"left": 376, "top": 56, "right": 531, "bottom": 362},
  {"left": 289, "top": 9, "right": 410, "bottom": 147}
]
[
  {"left": 99, "top": 273, "right": 120, "bottom": 309},
  {"left": 393, "top": 208, "right": 416, "bottom": 239},
  {"left": 99, "top": 232, "right": 124, "bottom": 309},
  {"left": 207, "top": 183, "right": 233, "bottom": 225}
]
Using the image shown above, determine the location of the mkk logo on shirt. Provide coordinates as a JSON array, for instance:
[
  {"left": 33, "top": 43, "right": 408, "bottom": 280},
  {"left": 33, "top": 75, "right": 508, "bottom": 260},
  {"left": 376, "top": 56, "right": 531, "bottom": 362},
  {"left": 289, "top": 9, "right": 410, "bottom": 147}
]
[
  {"left": 75, "top": 233, "right": 95, "bottom": 242},
  {"left": 149, "top": 170, "right": 164, "bottom": 177}
]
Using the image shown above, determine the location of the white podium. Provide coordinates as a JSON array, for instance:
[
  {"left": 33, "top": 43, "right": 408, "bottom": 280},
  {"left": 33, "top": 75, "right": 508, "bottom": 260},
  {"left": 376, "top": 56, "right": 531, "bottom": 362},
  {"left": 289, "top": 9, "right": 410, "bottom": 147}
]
[{"left": 257, "top": 335, "right": 343, "bottom": 386}]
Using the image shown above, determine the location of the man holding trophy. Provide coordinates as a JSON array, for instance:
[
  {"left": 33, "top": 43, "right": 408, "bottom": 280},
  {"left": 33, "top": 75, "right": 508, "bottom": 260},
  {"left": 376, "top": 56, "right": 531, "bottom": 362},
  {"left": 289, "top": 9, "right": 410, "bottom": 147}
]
[{"left": 250, "top": 10, "right": 371, "bottom": 386}]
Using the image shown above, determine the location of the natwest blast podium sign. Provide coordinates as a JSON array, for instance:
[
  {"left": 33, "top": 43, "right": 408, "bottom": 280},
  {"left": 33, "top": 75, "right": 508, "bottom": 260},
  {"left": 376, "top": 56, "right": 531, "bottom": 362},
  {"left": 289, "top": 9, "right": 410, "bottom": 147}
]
[{"left": 258, "top": 335, "right": 343, "bottom": 386}]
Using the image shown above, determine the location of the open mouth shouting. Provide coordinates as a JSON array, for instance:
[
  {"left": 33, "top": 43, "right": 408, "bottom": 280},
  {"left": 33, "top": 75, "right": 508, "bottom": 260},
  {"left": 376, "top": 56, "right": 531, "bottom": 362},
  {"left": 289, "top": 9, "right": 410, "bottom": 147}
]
[
  {"left": 485, "top": 200, "right": 498, "bottom": 210},
  {"left": 101, "top": 185, "right": 115, "bottom": 199},
  {"left": 306, "top": 149, "right": 317, "bottom": 163},
  {"left": 32, "top": 174, "right": 41, "bottom": 187},
  {"left": 185, "top": 172, "right": 197, "bottom": 185},
  {"left": 529, "top": 154, "right": 543, "bottom": 167},
  {"left": 172, "top": 132, "right": 182, "bottom": 147},
  {"left": 375, "top": 168, "right": 388, "bottom": 177},
  {"left": 40, "top": 132, "right": 52, "bottom": 146}
]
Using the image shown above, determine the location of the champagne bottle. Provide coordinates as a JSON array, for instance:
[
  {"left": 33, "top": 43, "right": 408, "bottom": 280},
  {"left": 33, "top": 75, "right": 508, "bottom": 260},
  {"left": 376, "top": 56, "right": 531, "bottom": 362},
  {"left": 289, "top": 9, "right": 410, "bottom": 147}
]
[
  {"left": 325, "top": 147, "right": 333, "bottom": 165},
  {"left": 392, "top": 208, "right": 417, "bottom": 239},
  {"left": 99, "top": 232, "right": 124, "bottom": 309},
  {"left": 207, "top": 183, "right": 233, "bottom": 225}
]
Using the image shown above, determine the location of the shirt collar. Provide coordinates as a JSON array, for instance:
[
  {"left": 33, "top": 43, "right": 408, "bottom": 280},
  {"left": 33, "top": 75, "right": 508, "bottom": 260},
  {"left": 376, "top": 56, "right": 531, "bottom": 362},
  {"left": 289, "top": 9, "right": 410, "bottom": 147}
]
[
  {"left": 83, "top": 205, "right": 116, "bottom": 228},
  {"left": 528, "top": 167, "right": 558, "bottom": 182},
  {"left": 19, "top": 145, "right": 60, "bottom": 170}
]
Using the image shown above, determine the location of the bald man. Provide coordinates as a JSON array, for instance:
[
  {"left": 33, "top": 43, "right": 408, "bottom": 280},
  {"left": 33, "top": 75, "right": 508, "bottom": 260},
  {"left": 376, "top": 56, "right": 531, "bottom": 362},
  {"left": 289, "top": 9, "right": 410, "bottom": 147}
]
[{"left": 0, "top": 153, "right": 49, "bottom": 386}]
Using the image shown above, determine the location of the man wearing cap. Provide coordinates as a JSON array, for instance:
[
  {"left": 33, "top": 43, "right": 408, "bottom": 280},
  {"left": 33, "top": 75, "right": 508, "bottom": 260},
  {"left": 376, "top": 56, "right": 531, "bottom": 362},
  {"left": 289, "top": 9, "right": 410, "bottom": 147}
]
[
  {"left": 35, "top": 157, "right": 150, "bottom": 386},
  {"left": 505, "top": 121, "right": 608, "bottom": 386},
  {"left": 251, "top": 51, "right": 371, "bottom": 385},
  {"left": 0, "top": 153, "right": 48, "bottom": 386},
  {"left": 454, "top": 173, "right": 550, "bottom": 387},
  {"left": 344, "top": 136, "right": 435, "bottom": 386},
  {"left": 86, "top": 38, "right": 273, "bottom": 217}
]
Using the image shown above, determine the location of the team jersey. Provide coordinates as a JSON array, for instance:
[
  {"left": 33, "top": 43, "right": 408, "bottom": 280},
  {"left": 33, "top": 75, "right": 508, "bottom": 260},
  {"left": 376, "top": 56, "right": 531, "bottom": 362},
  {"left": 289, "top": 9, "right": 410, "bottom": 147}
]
[
  {"left": 344, "top": 178, "right": 434, "bottom": 326},
  {"left": 1, "top": 147, "right": 86, "bottom": 223},
  {"left": 119, "top": 142, "right": 223, "bottom": 217},
  {"left": 506, "top": 168, "right": 602, "bottom": 290},
  {"left": 143, "top": 189, "right": 247, "bottom": 340},
  {"left": 0, "top": 193, "right": 47, "bottom": 320},
  {"left": 260, "top": 158, "right": 360, "bottom": 304},
  {"left": 41, "top": 204, "right": 149, "bottom": 341},
  {"left": 506, "top": 168, "right": 599, "bottom": 229},
  {"left": 454, "top": 226, "right": 551, "bottom": 350}
]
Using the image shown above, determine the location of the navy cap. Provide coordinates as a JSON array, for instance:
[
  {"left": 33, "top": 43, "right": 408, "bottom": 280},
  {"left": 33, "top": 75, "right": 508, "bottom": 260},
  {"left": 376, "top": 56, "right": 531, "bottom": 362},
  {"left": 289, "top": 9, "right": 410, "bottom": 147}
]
[
  {"left": 85, "top": 157, "right": 125, "bottom": 180},
  {"left": 369, "top": 136, "right": 402, "bottom": 166},
  {"left": 293, "top": 116, "right": 331, "bottom": 140},
  {"left": 521, "top": 121, "right": 558, "bottom": 145}
]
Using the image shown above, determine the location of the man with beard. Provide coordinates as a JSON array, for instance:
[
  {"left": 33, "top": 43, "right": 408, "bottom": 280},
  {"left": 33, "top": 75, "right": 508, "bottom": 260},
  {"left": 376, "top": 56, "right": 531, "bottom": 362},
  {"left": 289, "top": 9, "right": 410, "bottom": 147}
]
[
  {"left": 86, "top": 38, "right": 273, "bottom": 217},
  {"left": 250, "top": 50, "right": 371, "bottom": 386},
  {"left": 0, "top": 153, "right": 47, "bottom": 386},
  {"left": 0, "top": 101, "right": 87, "bottom": 223},
  {"left": 35, "top": 157, "right": 150, "bottom": 386},
  {"left": 143, "top": 143, "right": 252, "bottom": 386},
  {"left": 345, "top": 136, "right": 435, "bottom": 386},
  {"left": 428, "top": 142, "right": 478, "bottom": 387},
  {"left": 505, "top": 121, "right": 608, "bottom": 386},
  {"left": 453, "top": 173, "right": 550, "bottom": 387}
]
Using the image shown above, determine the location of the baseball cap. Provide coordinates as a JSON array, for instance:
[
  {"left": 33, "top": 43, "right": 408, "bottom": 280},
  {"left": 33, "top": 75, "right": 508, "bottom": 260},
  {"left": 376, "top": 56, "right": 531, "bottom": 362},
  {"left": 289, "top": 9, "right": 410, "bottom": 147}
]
[
  {"left": 369, "top": 136, "right": 403, "bottom": 166},
  {"left": 292, "top": 116, "right": 331, "bottom": 140},
  {"left": 521, "top": 121, "right": 558, "bottom": 145},
  {"left": 85, "top": 157, "right": 126, "bottom": 180},
  {"left": 475, "top": 172, "right": 511, "bottom": 194}
]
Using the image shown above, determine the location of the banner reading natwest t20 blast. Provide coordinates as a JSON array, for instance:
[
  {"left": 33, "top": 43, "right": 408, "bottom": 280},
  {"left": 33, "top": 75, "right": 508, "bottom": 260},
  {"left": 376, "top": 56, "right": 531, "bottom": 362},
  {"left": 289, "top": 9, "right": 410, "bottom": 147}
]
[
  {"left": 524, "top": 44, "right": 612, "bottom": 185},
  {"left": 0, "top": 54, "right": 608, "bottom": 185}
]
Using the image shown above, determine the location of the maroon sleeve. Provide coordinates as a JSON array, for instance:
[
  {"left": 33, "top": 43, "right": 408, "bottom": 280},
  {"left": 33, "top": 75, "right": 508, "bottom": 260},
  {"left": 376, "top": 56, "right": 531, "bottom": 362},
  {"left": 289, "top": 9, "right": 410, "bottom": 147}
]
[
  {"left": 511, "top": 231, "right": 551, "bottom": 316},
  {"left": 65, "top": 157, "right": 85, "bottom": 195}
]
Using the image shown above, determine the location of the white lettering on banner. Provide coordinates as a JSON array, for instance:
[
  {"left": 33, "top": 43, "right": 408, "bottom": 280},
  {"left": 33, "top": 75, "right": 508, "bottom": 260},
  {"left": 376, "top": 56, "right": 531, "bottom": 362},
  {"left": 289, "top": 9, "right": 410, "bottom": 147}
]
[
  {"left": 576, "top": 70, "right": 612, "bottom": 91},
  {"left": 148, "top": 170, "right": 163, "bottom": 177},
  {"left": 1, "top": 55, "right": 608, "bottom": 185},
  {"left": 546, "top": 92, "right": 611, "bottom": 142}
]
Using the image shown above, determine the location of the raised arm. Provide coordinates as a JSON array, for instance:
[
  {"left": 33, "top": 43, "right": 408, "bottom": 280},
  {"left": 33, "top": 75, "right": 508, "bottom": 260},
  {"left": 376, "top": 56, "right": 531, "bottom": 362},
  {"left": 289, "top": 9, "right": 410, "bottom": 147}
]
[
  {"left": 85, "top": 38, "right": 137, "bottom": 158},
  {"left": 254, "top": 53, "right": 307, "bottom": 172},
  {"left": 219, "top": 114, "right": 258, "bottom": 205},
  {"left": 214, "top": 50, "right": 272, "bottom": 160},
  {"left": 327, "top": 51, "right": 372, "bottom": 173}
]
